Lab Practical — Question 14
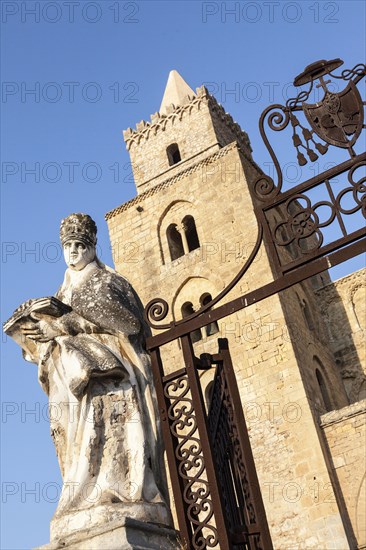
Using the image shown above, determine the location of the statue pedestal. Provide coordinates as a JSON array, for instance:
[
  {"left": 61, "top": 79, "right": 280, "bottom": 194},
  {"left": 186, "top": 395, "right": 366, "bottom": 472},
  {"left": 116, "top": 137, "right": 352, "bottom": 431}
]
[{"left": 36, "top": 516, "right": 181, "bottom": 550}]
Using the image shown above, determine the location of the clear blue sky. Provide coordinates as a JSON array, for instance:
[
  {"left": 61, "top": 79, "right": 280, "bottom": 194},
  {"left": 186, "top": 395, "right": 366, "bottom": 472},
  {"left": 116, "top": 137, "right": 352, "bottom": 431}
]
[{"left": 1, "top": 1, "right": 365, "bottom": 548}]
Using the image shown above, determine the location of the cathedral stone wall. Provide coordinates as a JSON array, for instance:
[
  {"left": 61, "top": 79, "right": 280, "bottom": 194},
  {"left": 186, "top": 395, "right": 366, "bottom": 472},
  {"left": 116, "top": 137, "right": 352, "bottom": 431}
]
[
  {"left": 315, "top": 269, "right": 366, "bottom": 404},
  {"left": 321, "top": 401, "right": 366, "bottom": 549}
]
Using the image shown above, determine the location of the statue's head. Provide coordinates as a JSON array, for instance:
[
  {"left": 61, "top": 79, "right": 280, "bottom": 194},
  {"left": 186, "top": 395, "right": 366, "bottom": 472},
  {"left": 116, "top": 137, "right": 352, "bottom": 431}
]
[{"left": 60, "top": 213, "right": 97, "bottom": 271}]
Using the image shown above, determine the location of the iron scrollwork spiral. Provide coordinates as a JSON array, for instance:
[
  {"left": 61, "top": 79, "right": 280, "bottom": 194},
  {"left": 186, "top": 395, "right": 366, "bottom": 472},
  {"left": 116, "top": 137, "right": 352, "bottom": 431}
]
[
  {"left": 144, "top": 298, "right": 170, "bottom": 330},
  {"left": 272, "top": 160, "right": 366, "bottom": 259},
  {"left": 338, "top": 161, "right": 366, "bottom": 217},
  {"left": 254, "top": 104, "right": 291, "bottom": 201},
  {"left": 164, "top": 374, "right": 218, "bottom": 549},
  {"left": 330, "top": 63, "right": 366, "bottom": 81}
]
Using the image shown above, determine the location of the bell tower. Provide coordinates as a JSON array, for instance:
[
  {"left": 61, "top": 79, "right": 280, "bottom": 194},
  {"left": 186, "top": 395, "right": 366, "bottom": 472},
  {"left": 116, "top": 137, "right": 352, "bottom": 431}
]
[{"left": 123, "top": 70, "right": 252, "bottom": 193}]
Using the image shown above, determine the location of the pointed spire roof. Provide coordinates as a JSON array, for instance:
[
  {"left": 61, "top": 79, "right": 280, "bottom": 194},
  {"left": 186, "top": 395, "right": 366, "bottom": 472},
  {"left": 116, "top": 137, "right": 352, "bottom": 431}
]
[{"left": 160, "top": 70, "right": 195, "bottom": 114}]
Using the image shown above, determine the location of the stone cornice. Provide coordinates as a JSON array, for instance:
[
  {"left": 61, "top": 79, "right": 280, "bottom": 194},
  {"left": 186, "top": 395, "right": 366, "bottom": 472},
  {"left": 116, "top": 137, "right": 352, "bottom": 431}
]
[
  {"left": 315, "top": 268, "right": 366, "bottom": 306},
  {"left": 320, "top": 398, "right": 366, "bottom": 427}
]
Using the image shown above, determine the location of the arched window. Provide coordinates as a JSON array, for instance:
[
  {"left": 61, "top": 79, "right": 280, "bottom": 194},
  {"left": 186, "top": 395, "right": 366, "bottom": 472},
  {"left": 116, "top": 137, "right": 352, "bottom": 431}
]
[
  {"left": 167, "top": 143, "right": 181, "bottom": 166},
  {"left": 183, "top": 215, "right": 200, "bottom": 252},
  {"left": 200, "top": 293, "right": 219, "bottom": 337},
  {"left": 166, "top": 224, "right": 184, "bottom": 261},
  {"left": 302, "top": 299, "right": 314, "bottom": 331},
  {"left": 181, "top": 302, "right": 202, "bottom": 343},
  {"left": 297, "top": 293, "right": 314, "bottom": 332},
  {"left": 315, "top": 366, "right": 332, "bottom": 413}
]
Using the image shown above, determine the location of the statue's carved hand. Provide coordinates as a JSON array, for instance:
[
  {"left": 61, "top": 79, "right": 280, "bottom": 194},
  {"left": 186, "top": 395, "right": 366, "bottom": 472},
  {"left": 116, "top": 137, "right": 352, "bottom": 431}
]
[{"left": 21, "top": 319, "right": 61, "bottom": 342}]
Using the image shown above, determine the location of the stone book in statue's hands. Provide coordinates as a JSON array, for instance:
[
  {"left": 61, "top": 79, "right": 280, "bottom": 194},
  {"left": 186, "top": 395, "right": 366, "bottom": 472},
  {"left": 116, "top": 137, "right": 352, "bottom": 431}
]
[
  {"left": 3, "top": 297, "right": 72, "bottom": 360},
  {"left": 3, "top": 296, "right": 72, "bottom": 333}
]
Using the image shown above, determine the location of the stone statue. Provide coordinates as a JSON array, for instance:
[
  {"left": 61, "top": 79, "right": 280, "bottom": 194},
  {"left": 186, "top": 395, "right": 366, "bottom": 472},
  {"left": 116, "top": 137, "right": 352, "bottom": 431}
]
[{"left": 4, "top": 214, "right": 178, "bottom": 549}]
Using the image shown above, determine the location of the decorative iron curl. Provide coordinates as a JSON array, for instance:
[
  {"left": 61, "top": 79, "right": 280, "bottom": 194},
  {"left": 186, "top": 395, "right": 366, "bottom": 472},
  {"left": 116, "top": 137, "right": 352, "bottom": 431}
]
[
  {"left": 286, "top": 79, "right": 314, "bottom": 110},
  {"left": 164, "top": 373, "right": 217, "bottom": 548},
  {"left": 144, "top": 298, "right": 170, "bottom": 329},
  {"left": 190, "top": 500, "right": 217, "bottom": 549},
  {"left": 254, "top": 175, "right": 275, "bottom": 199},
  {"left": 337, "top": 160, "right": 366, "bottom": 217},
  {"left": 254, "top": 104, "right": 291, "bottom": 200},
  {"left": 330, "top": 63, "right": 366, "bottom": 81},
  {"left": 267, "top": 105, "right": 291, "bottom": 132}
]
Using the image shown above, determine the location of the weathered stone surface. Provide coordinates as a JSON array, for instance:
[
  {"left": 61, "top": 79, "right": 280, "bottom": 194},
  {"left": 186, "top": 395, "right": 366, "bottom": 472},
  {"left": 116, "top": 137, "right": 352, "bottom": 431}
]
[
  {"left": 321, "top": 399, "right": 366, "bottom": 548},
  {"left": 316, "top": 269, "right": 366, "bottom": 403},
  {"left": 36, "top": 516, "right": 180, "bottom": 550}
]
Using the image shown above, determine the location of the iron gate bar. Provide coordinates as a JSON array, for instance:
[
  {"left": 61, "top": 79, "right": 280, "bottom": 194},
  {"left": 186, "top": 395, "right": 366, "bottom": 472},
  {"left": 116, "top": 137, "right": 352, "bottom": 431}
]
[
  {"left": 146, "top": 238, "right": 365, "bottom": 350},
  {"left": 267, "top": 227, "right": 365, "bottom": 277},
  {"left": 162, "top": 366, "right": 188, "bottom": 383},
  {"left": 324, "top": 179, "right": 348, "bottom": 237},
  {"left": 149, "top": 348, "right": 193, "bottom": 546},
  {"left": 180, "top": 334, "right": 232, "bottom": 549},
  {"left": 205, "top": 340, "right": 273, "bottom": 549}
]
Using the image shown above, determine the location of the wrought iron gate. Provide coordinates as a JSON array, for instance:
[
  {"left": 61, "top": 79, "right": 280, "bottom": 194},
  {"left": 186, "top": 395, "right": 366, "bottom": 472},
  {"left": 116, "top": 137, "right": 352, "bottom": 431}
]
[
  {"left": 145, "top": 59, "right": 366, "bottom": 550},
  {"left": 206, "top": 339, "right": 270, "bottom": 549},
  {"left": 150, "top": 336, "right": 271, "bottom": 549}
]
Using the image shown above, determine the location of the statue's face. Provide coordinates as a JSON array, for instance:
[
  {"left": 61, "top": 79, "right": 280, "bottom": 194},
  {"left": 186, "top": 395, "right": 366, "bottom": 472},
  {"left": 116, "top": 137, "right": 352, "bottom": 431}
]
[{"left": 63, "top": 240, "right": 95, "bottom": 271}]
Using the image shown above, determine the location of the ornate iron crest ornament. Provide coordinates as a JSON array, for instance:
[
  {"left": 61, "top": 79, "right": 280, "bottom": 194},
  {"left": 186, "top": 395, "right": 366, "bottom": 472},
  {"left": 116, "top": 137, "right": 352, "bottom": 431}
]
[
  {"left": 298, "top": 60, "right": 363, "bottom": 152},
  {"left": 143, "top": 59, "right": 365, "bottom": 550},
  {"left": 254, "top": 58, "right": 365, "bottom": 202}
]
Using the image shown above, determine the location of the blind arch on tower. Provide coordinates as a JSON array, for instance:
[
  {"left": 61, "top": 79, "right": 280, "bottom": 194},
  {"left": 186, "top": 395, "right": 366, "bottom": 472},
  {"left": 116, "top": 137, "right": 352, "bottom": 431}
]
[{"left": 295, "top": 291, "right": 315, "bottom": 333}]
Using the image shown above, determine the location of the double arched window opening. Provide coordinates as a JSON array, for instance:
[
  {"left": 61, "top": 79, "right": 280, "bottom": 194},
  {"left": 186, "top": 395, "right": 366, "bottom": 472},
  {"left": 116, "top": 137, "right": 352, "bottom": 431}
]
[
  {"left": 166, "top": 215, "right": 200, "bottom": 262},
  {"left": 181, "top": 293, "right": 219, "bottom": 343}
]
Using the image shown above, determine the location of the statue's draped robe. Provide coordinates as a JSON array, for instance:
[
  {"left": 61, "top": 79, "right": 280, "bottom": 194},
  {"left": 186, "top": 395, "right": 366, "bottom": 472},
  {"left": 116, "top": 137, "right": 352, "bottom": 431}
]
[{"left": 32, "top": 262, "right": 167, "bottom": 519}]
